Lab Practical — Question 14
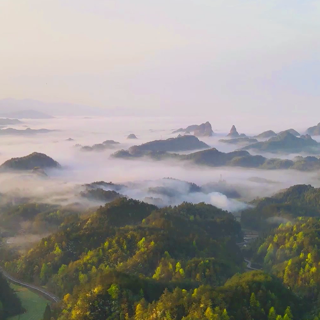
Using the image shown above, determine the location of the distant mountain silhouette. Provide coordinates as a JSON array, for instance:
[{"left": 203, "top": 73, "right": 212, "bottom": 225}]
[
  {"left": 127, "top": 134, "right": 138, "bottom": 139},
  {"left": 113, "top": 145, "right": 320, "bottom": 171},
  {"left": 80, "top": 140, "right": 120, "bottom": 152},
  {"left": 0, "top": 128, "right": 53, "bottom": 136},
  {"left": 254, "top": 130, "right": 277, "bottom": 139},
  {"left": 173, "top": 121, "right": 214, "bottom": 137},
  {"left": 0, "top": 109, "right": 53, "bottom": 119},
  {"left": 227, "top": 125, "right": 239, "bottom": 138},
  {"left": 113, "top": 135, "right": 209, "bottom": 158},
  {"left": 219, "top": 137, "right": 258, "bottom": 145},
  {"left": 0, "top": 118, "right": 22, "bottom": 126},
  {"left": 278, "top": 128, "right": 300, "bottom": 137},
  {"left": 242, "top": 132, "right": 319, "bottom": 154},
  {"left": 0, "top": 98, "right": 105, "bottom": 117},
  {"left": 306, "top": 123, "right": 320, "bottom": 136}
]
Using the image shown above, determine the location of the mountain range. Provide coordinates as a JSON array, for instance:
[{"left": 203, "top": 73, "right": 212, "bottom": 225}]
[{"left": 242, "top": 131, "right": 319, "bottom": 154}]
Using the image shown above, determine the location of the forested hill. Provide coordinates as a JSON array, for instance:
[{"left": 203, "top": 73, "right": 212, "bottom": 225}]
[
  {"left": 2, "top": 197, "right": 318, "bottom": 319},
  {"left": 245, "top": 217, "right": 320, "bottom": 319},
  {"left": 0, "top": 272, "right": 25, "bottom": 319},
  {"left": 241, "top": 184, "right": 320, "bottom": 231},
  {"left": 4, "top": 199, "right": 247, "bottom": 319}
]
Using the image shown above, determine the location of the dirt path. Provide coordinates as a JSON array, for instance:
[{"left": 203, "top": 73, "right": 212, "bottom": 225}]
[{"left": 0, "top": 267, "right": 60, "bottom": 303}]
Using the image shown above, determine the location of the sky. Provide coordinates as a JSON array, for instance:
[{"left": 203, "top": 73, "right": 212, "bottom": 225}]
[{"left": 1, "top": 0, "right": 320, "bottom": 124}]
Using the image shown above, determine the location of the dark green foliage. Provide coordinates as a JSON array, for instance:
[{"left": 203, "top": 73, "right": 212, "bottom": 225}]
[
  {"left": 241, "top": 185, "right": 320, "bottom": 231},
  {"left": 43, "top": 304, "right": 52, "bottom": 320},
  {"left": 5, "top": 196, "right": 318, "bottom": 319},
  {"left": 80, "top": 188, "right": 123, "bottom": 203},
  {"left": 247, "top": 218, "right": 320, "bottom": 318},
  {"left": 4, "top": 199, "right": 247, "bottom": 320},
  {"left": 0, "top": 273, "right": 25, "bottom": 319},
  {"left": 57, "top": 270, "right": 302, "bottom": 320}
]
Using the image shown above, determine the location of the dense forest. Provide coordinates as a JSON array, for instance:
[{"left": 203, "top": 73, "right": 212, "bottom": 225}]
[
  {"left": 241, "top": 185, "right": 320, "bottom": 231},
  {"left": 247, "top": 218, "right": 320, "bottom": 315},
  {"left": 3, "top": 187, "right": 320, "bottom": 319}
]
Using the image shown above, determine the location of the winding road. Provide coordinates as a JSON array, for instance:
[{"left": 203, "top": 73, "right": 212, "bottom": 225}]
[
  {"left": 0, "top": 267, "right": 60, "bottom": 303},
  {"left": 244, "top": 259, "right": 261, "bottom": 271},
  {"left": 237, "top": 230, "right": 262, "bottom": 271}
]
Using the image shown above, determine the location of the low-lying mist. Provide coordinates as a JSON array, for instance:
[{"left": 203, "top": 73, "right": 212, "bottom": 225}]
[{"left": 0, "top": 116, "right": 319, "bottom": 215}]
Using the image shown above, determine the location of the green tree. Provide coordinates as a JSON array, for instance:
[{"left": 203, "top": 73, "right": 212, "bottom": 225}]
[
  {"left": 284, "top": 307, "right": 293, "bottom": 320},
  {"left": 221, "top": 309, "right": 230, "bottom": 320},
  {"left": 40, "top": 263, "right": 50, "bottom": 282},
  {"left": 268, "top": 307, "right": 277, "bottom": 320},
  {"left": 108, "top": 283, "right": 120, "bottom": 299},
  {"left": 250, "top": 292, "right": 258, "bottom": 308},
  {"left": 205, "top": 306, "right": 215, "bottom": 320},
  {"left": 43, "top": 304, "right": 52, "bottom": 320},
  {"left": 79, "top": 272, "right": 88, "bottom": 284},
  {"left": 135, "top": 302, "right": 145, "bottom": 320}
]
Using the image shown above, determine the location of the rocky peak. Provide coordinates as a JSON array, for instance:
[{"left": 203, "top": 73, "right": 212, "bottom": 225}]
[{"left": 227, "top": 125, "right": 239, "bottom": 137}]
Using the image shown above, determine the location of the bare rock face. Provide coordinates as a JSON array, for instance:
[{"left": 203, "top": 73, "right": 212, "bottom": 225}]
[
  {"left": 193, "top": 122, "right": 214, "bottom": 137},
  {"left": 127, "top": 134, "right": 138, "bottom": 139},
  {"left": 227, "top": 125, "right": 239, "bottom": 138}
]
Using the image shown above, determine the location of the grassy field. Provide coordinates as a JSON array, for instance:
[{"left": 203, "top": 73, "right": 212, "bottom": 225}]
[{"left": 8, "top": 284, "right": 48, "bottom": 320}]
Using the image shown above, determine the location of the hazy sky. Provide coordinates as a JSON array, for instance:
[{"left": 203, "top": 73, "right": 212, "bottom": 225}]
[{"left": 1, "top": 0, "right": 320, "bottom": 121}]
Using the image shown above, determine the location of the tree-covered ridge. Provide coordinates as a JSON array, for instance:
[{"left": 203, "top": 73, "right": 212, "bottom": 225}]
[
  {"left": 252, "top": 218, "right": 320, "bottom": 293},
  {"left": 112, "top": 147, "right": 320, "bottom": 171},
  {"left": 0, "top": 272, "right": 25, "bottom": 319},
  {"left": 5, "top": 196, "right": 320, "bottom": 319},
  {"left": 241, "top": 185, "right": 320, "bottom": 231},
  {"left": 114, "top": 135, "right": 209, "bottom": 157},
  {"left": 244, "top": 218, "right": 320, "bottom": 319},
  {"left": 2, "top": 199, "right": 248, "bottom": 319},
  {"left": 80, "top": 188, "right": 123, "bottom": 203},
  {"left": 54, "top": 270, "right": 302, "bottom": 320},
  {"left": 242, "top": 131, "right": 319, "bottom": 154},
  {"left": 0, "top": 152, "right": 61, "bottom": 171},
  {"left": 5, "top": 200, "right": 242, "bottom": 296}
]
